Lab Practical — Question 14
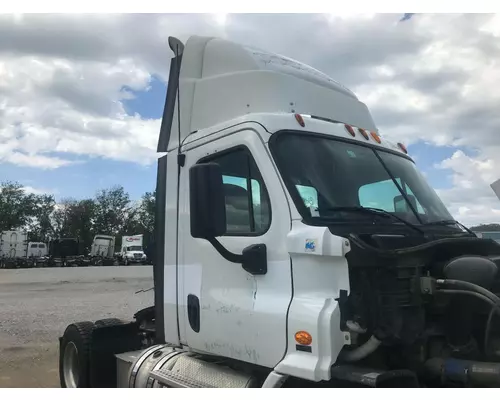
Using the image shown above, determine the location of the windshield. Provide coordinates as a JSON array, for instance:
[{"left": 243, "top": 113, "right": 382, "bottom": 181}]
[
  {"left": 271, "top": 132, "right": 454, "bottom": 226},
  {"left": 126, "top": 246, "right": 142, "bottom": 251}
]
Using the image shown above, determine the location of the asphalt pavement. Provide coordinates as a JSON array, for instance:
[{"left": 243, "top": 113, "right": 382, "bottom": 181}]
[{"left": 0, "top": 265, "right": 154, "bottom": 387}]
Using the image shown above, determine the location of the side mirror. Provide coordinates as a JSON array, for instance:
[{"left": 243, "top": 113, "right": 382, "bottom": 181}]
[
  {"left": 394, "top": 194, "right": 417, "bottom": 213},
  {"left": 189, "top": 163, "right": 227, "bottom": 239}
]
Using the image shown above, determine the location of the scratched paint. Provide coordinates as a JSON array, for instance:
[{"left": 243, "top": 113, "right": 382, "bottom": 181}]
[
  {"left": 252, "top": 277, "right": 257, "bottom": 309},
  {"left": 204, "top": 341, "right": 260, "bottom": 363},
  {"left": 215, "top": 303, "right": 241, "bottom": 314}
]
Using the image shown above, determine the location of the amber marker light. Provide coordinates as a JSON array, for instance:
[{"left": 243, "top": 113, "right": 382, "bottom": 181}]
[{"left": 295, "top": 331, "right": 313, "bottom": 346}]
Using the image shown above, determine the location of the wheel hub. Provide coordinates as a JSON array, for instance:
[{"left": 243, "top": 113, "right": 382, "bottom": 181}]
[{"left": 63, "top": 341, "right": 79, "bottom": 388}]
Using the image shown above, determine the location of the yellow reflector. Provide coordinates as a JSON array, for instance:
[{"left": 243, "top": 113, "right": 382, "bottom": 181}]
[{"left": 370, "top": 131, "right": 381, "bottom": 144}]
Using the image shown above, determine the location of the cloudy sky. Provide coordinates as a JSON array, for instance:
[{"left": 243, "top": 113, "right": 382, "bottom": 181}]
[{"left": 0, "top": 13, "right": 500, "bottom": 226}]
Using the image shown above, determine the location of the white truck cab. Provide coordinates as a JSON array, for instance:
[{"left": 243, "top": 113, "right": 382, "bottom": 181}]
[
  {"left": 120, "top": 234, "right": 147, "bottom": 265},
  {"left": 90, "top": 235, "right": 115, "bottom": 258},
  {"left": 58, "top": 35, "right": 500, "bottom": 389},
  {"left": 27, "top": 241, "right": 48, "bottom": 258}
]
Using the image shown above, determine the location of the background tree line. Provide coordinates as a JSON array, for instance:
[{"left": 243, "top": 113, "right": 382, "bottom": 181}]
[
  {"left": 2, "top": 179, "right": 498, "bottom": 253},
  {"left": 0, "top": 181, "right": 155, "bottom": 253}
]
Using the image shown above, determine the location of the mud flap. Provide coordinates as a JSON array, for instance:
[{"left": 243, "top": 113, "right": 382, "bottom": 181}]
[{"left": 89, "top": 322, "right": 143, "bottom": 388}]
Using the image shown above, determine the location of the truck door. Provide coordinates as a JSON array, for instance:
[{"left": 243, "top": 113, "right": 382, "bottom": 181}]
[{"left": 178, "top": 129, "right": 293, "bottom": 368}]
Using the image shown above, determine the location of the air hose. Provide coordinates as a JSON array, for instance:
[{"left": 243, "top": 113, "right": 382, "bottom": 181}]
[
  {"left": 437, "top": 279, "right": 500, "bottom": 355},
  {"left": 340, "top": 335, "right": 382, "bottom": 362}
]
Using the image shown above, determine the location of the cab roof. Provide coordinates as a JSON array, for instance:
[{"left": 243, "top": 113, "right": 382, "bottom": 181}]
[{"left": 161, "top": 35, "right": 378, "bottom": 152}]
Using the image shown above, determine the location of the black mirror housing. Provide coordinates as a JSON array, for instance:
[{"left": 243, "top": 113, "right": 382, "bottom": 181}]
[
  {"left": 242, "top": 244, "right": 267, "bottom": 275},
  {"left": 394, "top": 194, "right": 417, "bottom": 213},
  {"left": 189, "top": 163, "right": 227, "bottom": 238}
]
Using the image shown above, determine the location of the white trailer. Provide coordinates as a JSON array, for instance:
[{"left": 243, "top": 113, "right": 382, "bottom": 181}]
[
  {"left": 0, "top": 230, "right": 28, "bottom": 258},
  {"left": 58, "top": 35, "right": 500, "bottom": 388}
]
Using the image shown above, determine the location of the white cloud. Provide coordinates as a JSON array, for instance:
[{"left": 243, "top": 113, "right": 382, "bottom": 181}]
[
  {"left": 1, "top": 13, "right": 500, "bottom": 225},
  {"left": 5, "top": 152, "right": 75, "bottom": 169},
  {"left": 435, "top": 150, "right": 500, "bottom": 226},
  {"left": 0, "top": 53, "right": 158, "bottom": 167},
  {"left": 23, "top": 185, "right": 58, "bottom": 195}
]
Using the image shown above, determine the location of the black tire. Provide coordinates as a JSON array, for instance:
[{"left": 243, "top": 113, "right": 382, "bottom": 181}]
[
  {"left": 94, "top": 318, "right": 124, "bottom": 327},
  {"left": 59, "top": 321, "right": 94, "bottom": 388}
]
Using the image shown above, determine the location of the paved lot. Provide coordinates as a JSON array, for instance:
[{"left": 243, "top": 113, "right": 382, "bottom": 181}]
[{"left": 0, "top": 266, "right": 154, "bottom": 388}]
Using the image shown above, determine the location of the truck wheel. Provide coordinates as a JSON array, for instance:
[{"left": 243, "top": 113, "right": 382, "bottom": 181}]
[
  {"left": 94, "top": 318, "right": 124, "bottom": 327},
  {"left": 59, "top": 321, "right": 94, "bottom": 388}
]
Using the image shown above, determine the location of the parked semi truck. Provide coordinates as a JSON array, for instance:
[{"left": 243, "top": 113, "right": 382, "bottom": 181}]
[
  {"left": 0, "top": 230, "right": 28, "bottom": 258},
  {"left": 89, "top": 234, "right": 117, "bottom": 266},
  {"left": 0, "top": 230, "right": 29, "bottom": 268},
  {"left": 88, "top": 234, "right": 147, "bottom": 266},
  {"left": 0, "top": 230, "right": 50, "bottom": 268},
  {"left": 58, "top": 35, "right": 500, "bottom": 388},
  {"left": 27, "top": 241, "right": 48, "bottom": 258},
  {"left": 48, "top": 237, "right": 90, "bottom": 267}
]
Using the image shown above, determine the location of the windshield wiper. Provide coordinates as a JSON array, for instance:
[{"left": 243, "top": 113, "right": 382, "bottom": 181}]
[
  {"left": 423, "top": 219, "right": 474, "bottom": 235},
  {"left": 318, "top": 206, "right": 425, "bottom": 235}
]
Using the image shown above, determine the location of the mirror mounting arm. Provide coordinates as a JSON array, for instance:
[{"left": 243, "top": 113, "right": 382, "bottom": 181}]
[
  {"left": 206, "top": 237, "right": 267, "bottom": 276},
  {"left": 207, "top": 237, "right": 243, "bottom": 264}
]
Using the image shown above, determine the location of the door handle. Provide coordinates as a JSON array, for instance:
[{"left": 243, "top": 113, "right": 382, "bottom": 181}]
[{"left": 187, "top": 294, "right": 200, "bottom": 333}]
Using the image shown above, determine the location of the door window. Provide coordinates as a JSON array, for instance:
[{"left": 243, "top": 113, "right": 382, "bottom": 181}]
[{"left": 201, "top": 147, "right": 271, "bottom": 235}]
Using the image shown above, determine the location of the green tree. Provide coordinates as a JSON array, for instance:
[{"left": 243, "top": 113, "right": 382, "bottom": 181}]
[
  {"left": 93, "top": 186, "right": 132, "bottom": 236},
  {"left": 27, "top": 194, "right": 56, "bottom": 242},
  {"left": 51, "top": 198, "right": 96, "bottom": 252},
  {"left": 139, "top": 190, "right": 155, "bottom": 234},
  {"left": 0, "top": 181, "right": 159, "bottom": 255},
  {"left": 0, "top": 181, "right": 39, "bottom": 231}
]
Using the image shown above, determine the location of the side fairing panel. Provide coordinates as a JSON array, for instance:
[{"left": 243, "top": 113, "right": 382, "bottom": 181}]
[{"left": 275, "top": 222, "right": 351, "bottom": 381}]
